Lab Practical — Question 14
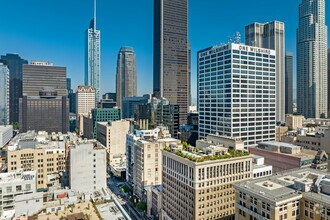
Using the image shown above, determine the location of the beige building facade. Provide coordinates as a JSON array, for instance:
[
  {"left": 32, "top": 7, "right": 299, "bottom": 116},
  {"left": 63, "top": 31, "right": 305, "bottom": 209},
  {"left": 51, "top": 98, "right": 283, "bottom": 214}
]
[
  {"left": 234, "top": 168, "right": 330, "bottom": 220},
  {"left": 7, "top": 146, "right": 65, "bottom": 189},
  {"left": 162, "top": 147, "right": 253, "bottom": 220},
  {"left": 97, "top": 120, "right": 130, "bottom": 166},
  {"left": 133, "top": 138, "right": 180, "bottom": 199},
  {"left": 76, "top": 86, "right": 95, "bottom": 135},
  {"left": 285, "top": 114, "right": 304, "bottom": 131}
]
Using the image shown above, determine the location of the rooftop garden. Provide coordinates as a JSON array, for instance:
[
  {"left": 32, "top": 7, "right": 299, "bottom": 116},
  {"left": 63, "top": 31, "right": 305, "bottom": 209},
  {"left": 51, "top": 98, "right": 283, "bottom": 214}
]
[{"left": 164, "top": 145, "right": 250, "bottom": 163}]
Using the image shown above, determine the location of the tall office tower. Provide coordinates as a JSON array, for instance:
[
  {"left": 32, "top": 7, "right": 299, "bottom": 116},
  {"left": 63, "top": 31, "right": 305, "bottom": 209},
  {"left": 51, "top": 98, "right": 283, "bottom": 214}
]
[
  {"left": 67, "top": 78, "right": 74, "bottom": 116},
  {"left": 76, "top": 86, "right": 96, "bottom": 134},
  {"left": 85, "top": 0, "right": 101, "bottom": 103},
  {"left": 22, "top": 61, "right": 67, "bottom": 96},
  {"left": 76, "top": 86, "right": 95, "bottom": 116},
  {"left": 154, "top": 0, "right": 190, "bottom": 125},
  {"left": 297, "top": 0, "right": 328, "bottom": 118},
  {"left": 328, "top": 49, "right": 330, "bottom": 117},
  {"left": 0, "top": 64, "right": 9, "bottom": 125},
  {"left": 162, "top": 145, "right": 253, "bottom": 220},
  {"left": 198, "top": 43, "right": 276, "bottom": 147},
  {"left": 285, "top": 52, "right": 294, "bottom": 114},
  {"left": 69, "top": 93, "right": 76, "bottom": 113},
  {"left": 67, "top": 78, "right": 73, "bottom": 95},
  {"left": 116, "top": 47, "right": 137, "bottom": 110},
  {"left": 245, "top": 21, "right": 285, "bottom": 123},
  {"left": 20, "top": 62, "right": 68, "bottom": 133},
  {"left": 0, "top": 54, "right": 28, "bottom": 123}
]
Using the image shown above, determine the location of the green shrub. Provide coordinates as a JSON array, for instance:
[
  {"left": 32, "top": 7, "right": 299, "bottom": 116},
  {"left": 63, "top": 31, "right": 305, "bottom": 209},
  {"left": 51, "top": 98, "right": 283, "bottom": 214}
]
[{"left": 137, "top": 201, "right": 147, "bottom": 211}]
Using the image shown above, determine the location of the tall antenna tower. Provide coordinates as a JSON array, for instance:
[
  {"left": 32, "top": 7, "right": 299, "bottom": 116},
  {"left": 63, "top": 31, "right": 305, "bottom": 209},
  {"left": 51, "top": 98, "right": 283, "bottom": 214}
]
[{"left": 94, "top": 0, "right": 97, "bottom": 30}]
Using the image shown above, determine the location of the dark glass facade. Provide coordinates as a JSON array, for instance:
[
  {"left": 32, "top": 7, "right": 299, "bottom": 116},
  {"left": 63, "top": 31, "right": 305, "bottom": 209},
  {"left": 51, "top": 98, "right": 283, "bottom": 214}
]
[
  {"left": 102, "top": 93, "right": 117, "bottom": 102},
  {"left": 19, "top": 96, "right": 68, "bottom": 133},
  {"left": 0, "top": 54, "right": 28, "bottom": 123},
  {"left": 91, "top": 108, "right": 121, "bottom": 139},
  {"left": 285, "top": 52, "right": 293, "bottom": 114},
  {"left": 154, "top": 0, "right": 190, "bottom": 124},
  {"left": 134, "top": 99, "right": 180, "bottom": 138},
  {"left": 122, "top": 96, "right": 148, "bottom": 119},
  {"left": 69, "top": 93, "right": 76, "bottom": 113},
  {"left": 20, "top": 63, "right": 68, "bottom": 133}
]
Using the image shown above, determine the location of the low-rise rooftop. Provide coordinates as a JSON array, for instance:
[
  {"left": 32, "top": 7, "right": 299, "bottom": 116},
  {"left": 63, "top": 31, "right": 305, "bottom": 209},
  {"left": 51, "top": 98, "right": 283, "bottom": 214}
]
[
  {"left": 7, "top": 131, "right": 67, "bottom": 151},
  {"left": 0, "top": 170, "right": 36, "bottom": 183},
  {"left": 234, "top": 168, "right": 330, "bottom": 206},
  {"left": 0, "top": 125, "right": 13, "bottom": 133}
]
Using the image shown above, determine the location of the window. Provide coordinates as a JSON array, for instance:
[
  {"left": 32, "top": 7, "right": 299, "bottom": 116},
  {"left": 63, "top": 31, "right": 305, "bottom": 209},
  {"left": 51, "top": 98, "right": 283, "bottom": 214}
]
[
  {"left": 16, "top": 185, "right": 22, "bottom": 192},
  {"left": 6, "top": 186, "right": 12, "bottom": 193}
]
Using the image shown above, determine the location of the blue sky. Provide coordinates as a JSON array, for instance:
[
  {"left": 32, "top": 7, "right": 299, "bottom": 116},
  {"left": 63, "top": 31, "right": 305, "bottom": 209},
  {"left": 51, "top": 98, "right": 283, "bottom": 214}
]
[{"left": 0, "top": 0, "right": 329, "bottom": 101}]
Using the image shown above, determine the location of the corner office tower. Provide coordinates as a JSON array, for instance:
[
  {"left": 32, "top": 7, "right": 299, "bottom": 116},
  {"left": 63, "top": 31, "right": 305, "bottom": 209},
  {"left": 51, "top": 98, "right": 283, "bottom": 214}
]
[
  {"left": 85, "top": 0, "right": 101, "bottom": 103},
  {"left": 154, "top": 0, "right": 190, "bottom": 124},
  {"left": 297, "top": 0, "right": 328, "bottom": 118},
  {"left": 198, "top": 43, "right": 277, "bottom": 147}
]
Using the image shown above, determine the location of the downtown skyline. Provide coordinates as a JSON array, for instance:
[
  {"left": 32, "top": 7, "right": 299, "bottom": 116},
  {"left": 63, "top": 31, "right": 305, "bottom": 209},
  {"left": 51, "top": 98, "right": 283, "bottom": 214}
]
[{"left": 0, "top": 0, "right": 329, "bottom": 101}]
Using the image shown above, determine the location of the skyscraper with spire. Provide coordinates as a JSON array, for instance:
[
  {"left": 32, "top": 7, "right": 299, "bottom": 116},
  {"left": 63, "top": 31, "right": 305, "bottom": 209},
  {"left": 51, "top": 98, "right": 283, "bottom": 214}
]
[
  {"left": 85, "top": 0, "right": 101, "bottom": 103},
  {"left": 297, "top": 0, "right": 328, "bottom": 118}
]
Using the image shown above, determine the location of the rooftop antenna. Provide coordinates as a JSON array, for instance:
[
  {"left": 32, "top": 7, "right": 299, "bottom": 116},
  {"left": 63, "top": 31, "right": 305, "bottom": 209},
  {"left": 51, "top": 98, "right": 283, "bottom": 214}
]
[
  {"left": 228, "top": 36, "right": 233, "bottom": 43},
  {"left": 94, "top": 0, "right": 97, "bottom": 30},
  {"left": 234, "top": 32, "right": 241, "bottom": 44}
]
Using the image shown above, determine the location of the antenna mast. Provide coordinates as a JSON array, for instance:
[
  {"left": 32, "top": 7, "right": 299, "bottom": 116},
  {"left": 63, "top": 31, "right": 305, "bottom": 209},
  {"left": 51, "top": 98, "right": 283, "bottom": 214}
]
[{"left": 94, "top": 0, "right": 97, "bottom": 30}]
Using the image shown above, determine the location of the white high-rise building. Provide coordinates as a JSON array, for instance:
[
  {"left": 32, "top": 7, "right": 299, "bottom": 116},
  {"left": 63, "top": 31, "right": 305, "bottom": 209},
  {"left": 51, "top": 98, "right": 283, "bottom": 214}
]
[
  {"left": 85, "top": 0, "right": 101, "bottom": 103},
  {"left": 245, "top": 21, "right": 285, "bottom": 123},
  {"left": 69, "top": 143, "right": 106, "bottom": 193},
  {"left": 0, "top": 63, "right": 9, "bottom": 125},
  {"left": 297, "top": 0, "right": 328, "bottom": 118},
  {"left": 198, "top": 43, "right": 276, "bottom": 147}
]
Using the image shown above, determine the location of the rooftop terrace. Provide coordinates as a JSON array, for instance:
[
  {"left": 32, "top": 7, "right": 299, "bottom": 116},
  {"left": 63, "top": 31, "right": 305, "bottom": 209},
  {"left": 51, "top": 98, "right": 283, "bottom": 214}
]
[{"left": 164, "top": 145, "right": 250, "bottom": 163}]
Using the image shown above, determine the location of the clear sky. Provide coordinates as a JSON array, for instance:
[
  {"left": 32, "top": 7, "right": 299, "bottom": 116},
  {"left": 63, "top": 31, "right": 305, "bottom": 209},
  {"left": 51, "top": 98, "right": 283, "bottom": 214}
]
[{"left": 0, "top": 0, "right": 329, "bottom": 102}]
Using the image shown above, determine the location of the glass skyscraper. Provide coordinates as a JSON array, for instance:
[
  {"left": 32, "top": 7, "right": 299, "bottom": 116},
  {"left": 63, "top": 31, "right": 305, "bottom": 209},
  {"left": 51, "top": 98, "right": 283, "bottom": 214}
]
[
  {"left": 154, "top": 0, "right": 190, "bottom": 125},
  {"left": 85, "top": 0, "right": 101, "bottom": 103},
  {"left": 0, "top": 63, "right": 9, "bottom": 125},
  {"left": 0, "top": 54, "right": 28, "bottom": 124},
  {"left": 285, "top": 52, "right": 294, "bottom": 114},
  {"left": 116, "top": 47, "right": 137, "bottom": 111},
  {"left": 297, "top": 0, "right": 328, "bottom": 118}
]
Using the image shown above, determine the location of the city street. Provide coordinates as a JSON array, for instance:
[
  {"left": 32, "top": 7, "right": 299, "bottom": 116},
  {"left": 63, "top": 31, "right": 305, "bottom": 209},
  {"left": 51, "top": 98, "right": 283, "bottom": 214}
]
[{"left": 107, "top": 176, "right": 149, "bottom": 220}]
